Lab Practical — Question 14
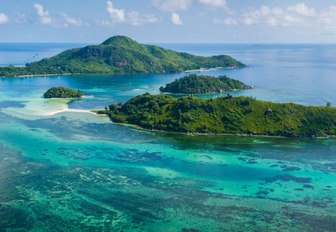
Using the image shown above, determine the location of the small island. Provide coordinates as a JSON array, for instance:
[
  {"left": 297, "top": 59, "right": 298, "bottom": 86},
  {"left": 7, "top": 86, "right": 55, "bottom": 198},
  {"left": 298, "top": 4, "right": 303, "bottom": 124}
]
[
  {"left": 0, "top": 36, "right": 245, "bottom": 77},
  {"left": 97, "top": 93, "right": 336, "bottom": 138},
  {"left": 160, "top": 74, "right": 252, "bottom": 94},
  {"left": 43, "top": 87, "right": 83, "bottom": 98}
]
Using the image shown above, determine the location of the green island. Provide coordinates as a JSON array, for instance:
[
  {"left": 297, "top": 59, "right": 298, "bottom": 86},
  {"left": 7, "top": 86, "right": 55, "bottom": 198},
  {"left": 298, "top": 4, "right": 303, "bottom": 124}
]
[
  {"left": 43, "top": 87, "right": 83, "bottom": 98},
  {"left": 0, "top": 36, "right": 245, "bottom": 77},
  {"left": 97, "top": 93, "right": 336, "bottom": 138},
  {"left": 160, "top": 74, "right": 253, "bottom": 94}
]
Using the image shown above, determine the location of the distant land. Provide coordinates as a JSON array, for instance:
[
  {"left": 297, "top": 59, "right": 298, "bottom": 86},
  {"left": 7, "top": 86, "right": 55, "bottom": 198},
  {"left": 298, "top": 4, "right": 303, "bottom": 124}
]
[
  {"left": 98, "top": 93, "right": 336, "bottom": 138},
  {"left": 0, "top": 36, "right": 245, "bottom": 77},
  {"left": 160, "top": 74, "right": 252, "bottom": 94}
]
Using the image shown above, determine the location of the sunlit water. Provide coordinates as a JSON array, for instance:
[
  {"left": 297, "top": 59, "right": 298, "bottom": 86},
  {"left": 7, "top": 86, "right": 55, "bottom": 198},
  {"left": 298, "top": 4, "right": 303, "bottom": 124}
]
[{"left": 0, "top": 43, "right": 335, "bottom": 231}]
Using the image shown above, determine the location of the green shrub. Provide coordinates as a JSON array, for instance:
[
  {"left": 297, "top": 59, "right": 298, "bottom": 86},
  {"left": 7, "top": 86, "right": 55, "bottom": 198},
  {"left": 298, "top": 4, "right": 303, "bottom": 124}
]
[{"left": 43, "top": 87, "right": 83, "bottom": 98}]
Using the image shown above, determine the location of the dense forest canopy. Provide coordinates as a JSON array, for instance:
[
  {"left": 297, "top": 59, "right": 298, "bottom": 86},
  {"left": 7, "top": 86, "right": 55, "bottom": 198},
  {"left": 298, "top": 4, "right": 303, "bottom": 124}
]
[
  {"left": 98, "top": 93, "right": 336, "bottom": 138},
  {"left": 43, "top": 87, "right": 83, "bottom": 98},
  {"left": 160, "top": 74, "right": 252, "bottom": 94}
]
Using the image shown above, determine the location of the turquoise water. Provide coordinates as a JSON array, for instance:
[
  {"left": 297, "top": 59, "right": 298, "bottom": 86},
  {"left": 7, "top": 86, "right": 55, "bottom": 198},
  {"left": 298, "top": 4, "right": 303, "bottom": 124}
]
[{"left": 0, "top": 44, "right": 335, "bottom": 231}]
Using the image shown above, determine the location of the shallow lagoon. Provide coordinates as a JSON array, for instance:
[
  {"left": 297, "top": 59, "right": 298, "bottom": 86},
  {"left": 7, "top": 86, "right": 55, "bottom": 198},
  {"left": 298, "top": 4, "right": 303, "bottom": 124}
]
[{"left": 0, "top": 44, "right": 335, "bottom": 231}]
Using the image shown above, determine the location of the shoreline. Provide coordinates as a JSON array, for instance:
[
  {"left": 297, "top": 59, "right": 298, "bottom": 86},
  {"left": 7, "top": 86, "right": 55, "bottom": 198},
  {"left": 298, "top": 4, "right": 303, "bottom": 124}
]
[
  {"left": 184, "top": 65, "right": 245, "bottom": 73},
  {"left": 42, "top": 108, "right": 95, "bottom": 116},
  {"left": 93, "top": 112, "right": 335, "bottom": 140},
  {"left": 1, "top": 73, "right": 73, "bottom": 78},
  {"left": 184, "top": 66, "right": 223, "bottom": 73},
  {"left": 160, "top": 86, "right": 255, "bottom": 95},
  {"left": 0, "top": 66, "right": 246, "bottom": 78}
]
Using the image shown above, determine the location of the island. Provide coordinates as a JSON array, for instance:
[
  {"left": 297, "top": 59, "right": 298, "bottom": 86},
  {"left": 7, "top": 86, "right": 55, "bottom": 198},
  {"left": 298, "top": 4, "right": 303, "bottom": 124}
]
[
  {"left": 43, "top": 87, "right": 83, "bottom": 98},
  {"left": 0, "top": 36, "right": 245, "bottom": 77},
  {"left": 97, "top": 93, "right": 336, "bottom": 138},
  {"left": 160, "top": 74, "right": 252, "bottom": 94}
]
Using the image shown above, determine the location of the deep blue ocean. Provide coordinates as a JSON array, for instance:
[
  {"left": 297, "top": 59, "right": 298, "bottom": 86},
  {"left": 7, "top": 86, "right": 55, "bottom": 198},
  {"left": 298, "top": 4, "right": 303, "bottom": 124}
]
[{"left": 0, "top": 43, "right": 335, "bottom": 231}]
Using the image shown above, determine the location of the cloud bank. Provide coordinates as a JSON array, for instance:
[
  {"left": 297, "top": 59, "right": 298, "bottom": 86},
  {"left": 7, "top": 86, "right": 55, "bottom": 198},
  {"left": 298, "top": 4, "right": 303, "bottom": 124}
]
[
  {"left": 0, "top": 13, "right": 9, "bottom": 24},
  {"left": 34, "top": 3, "right": 52, "bottom": 25},
  {"left": 106, "top": 1, "right": 159, "bottom": 26}
]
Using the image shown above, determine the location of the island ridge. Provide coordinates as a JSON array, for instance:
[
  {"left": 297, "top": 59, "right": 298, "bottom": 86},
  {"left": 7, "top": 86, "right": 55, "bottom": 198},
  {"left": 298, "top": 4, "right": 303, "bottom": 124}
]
[
  {"left": 97, "top": 93, "right": 336, "bottom": 138},
  {"left": 0, "top": 36, "right": 245, "bottom": 77}
]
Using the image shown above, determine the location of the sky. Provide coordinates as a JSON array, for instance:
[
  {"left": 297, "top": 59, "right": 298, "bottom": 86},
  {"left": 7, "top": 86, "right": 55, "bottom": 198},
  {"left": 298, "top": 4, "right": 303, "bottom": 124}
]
[{"left": 1, "top": 0, "right": 336, "bottom": 43}]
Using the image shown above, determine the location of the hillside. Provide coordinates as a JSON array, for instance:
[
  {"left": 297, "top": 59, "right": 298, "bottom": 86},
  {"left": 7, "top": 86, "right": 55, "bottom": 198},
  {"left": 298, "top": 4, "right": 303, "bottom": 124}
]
[
  {"left": 98, "top": 93, "right": 336, "bottom": 138},
  {"left": 0, "top": 36, "right": 245, "bottom": 77},
  {"left": 160, "top": 74, "right": 252, "bottom": 94}
]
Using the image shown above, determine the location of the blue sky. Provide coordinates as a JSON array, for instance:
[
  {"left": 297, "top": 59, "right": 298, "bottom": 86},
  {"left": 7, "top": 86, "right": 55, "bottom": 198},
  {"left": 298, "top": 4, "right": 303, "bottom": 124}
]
[{"left": 1, "top": 0, "right": 336, "bottom": 43}]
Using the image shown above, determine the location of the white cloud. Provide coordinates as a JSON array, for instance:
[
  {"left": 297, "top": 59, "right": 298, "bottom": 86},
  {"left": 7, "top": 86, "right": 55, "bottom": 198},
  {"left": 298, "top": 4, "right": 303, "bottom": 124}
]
[
  {"left": 34, "top": 3, "right": 88, "bottom": 27},
  {"left": 243, "top": 17, "right": 256, "bottom": 26},
  {"left": 153, "top": 0, "right": 230, "bottom": 12},
  {"left": 213, "top": 2, "right": 336, "bottom": 38},
  {"left": 272, "top": 7, "right": 284, "bottom": 16},
  {"left": 283, "top": 15, "right": 302, "bottom": 24},
  {"left": 287, "top": 2, "right": 315, "bottom": 17},
  {"left": 214, "top": 18, "right": 237, "bottom": 25},
  {"left": 106, "top": 0, "right": 125, "bottom": 22},
  {"left": 105, "top": 1, "right": 159, "bottom": 26},
  {"left": 34, "top": 3, "right": 52, "bottom": 25},
  {"left": 319, "top": 6, "right": 336, "bottom": 31},
  {"left": 171, "top": 13, "right": 182, "bottom": 25},
  {"left": 153, "top": 0, "right": 230, "bottom": 25},
  {"left": 218, "top": 3, "right": 316, "bottom": 27},
  {"left": 266, "top": 17, "right": 278, "bottom": 26},
  {"left": 199, "top": 0, "right": 227, "bottom": 9},
  {"left": 61, "top": 13, "right": 87, "bottom": 27},
  {"left": 152, "top": 0, "right": 192, "bottom": 12},
  {"left": 128, "top": 11, "right": 160, "bottom": 25},
  {"left": 0, "top": 13, "right": 9, "bottom": 24}
]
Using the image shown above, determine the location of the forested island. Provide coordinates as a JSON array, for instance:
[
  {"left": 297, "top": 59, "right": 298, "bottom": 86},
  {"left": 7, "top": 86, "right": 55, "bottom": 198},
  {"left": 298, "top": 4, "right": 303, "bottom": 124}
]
[
  {"left": 97, "top": 93, "right": 336, "bottom": 138},
  {"left": 160, "top": 74, "right": 252, "bottom": 94},
  {"left": 0, "top": 36, "right": 245, "bottom": 77},
  {"left": 43, "top": 87, "right": 83, "bottom": 98}
]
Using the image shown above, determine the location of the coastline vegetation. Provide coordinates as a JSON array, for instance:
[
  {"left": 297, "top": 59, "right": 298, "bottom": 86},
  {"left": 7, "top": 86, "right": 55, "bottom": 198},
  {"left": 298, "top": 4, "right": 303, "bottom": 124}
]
[
  {"left": 160, "top": 74, "right": 252, "bottom": 94},
  {"left": 98, "top": 93, "right": 336, "bottom": 138}
]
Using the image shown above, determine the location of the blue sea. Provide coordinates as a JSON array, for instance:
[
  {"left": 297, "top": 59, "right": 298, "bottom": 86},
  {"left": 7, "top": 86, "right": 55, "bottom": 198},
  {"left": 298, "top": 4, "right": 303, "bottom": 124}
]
[{"left": 0, "top": 43, "right": 335, "bottom": 231}]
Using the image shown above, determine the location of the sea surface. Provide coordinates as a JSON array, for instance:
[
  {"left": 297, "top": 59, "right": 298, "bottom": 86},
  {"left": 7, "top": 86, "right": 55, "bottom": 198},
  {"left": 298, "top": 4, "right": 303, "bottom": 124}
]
[{"left": 0, "top": 43, "right": 335, "bottom": 231}]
